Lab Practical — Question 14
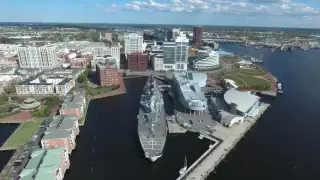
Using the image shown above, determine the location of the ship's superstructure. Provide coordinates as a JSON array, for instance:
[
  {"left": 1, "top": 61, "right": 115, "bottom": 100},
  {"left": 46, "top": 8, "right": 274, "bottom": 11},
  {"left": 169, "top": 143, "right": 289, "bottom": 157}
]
[
  {"left": 173, "top": 72, "right": 207, "bottom": 115},
  {"left": 137, "top": 76, "right": 167, "bottom": 162}
]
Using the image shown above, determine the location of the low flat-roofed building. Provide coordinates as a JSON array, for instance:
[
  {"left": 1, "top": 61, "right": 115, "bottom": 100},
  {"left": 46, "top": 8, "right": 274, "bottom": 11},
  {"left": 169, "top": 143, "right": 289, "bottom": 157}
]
[
  {"left": 41, "top": 69, "right": 83, "bottom": 81},
  {"left": 15, "top": 78, "right": 55, "bottom": 95},
  {"left": 51, "top": 115, "right": 79, "bottom": 136},
  {"left": 18, "top": 147, "right": 69, "bottom": 180},
  {"left": 56, "top": 78, "right": 75, "bottom": 96},
  {"left": 59, "top": 93, "right": 86, "bottom": 119},
  {"left": 209, "top": 96, "right": 244, "bottom": 127},
  {"left": 224, "top": 88, "right": 260, "bottom": 117},
  {"left": 41, "top": 119, "right": 76, "bottom": 154}
]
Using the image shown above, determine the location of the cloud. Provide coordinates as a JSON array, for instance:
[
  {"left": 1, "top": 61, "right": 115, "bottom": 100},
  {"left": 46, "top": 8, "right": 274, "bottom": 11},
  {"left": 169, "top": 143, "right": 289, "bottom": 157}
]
[{"left": 85, "top": 0, "right": 320, "bottom": 21}]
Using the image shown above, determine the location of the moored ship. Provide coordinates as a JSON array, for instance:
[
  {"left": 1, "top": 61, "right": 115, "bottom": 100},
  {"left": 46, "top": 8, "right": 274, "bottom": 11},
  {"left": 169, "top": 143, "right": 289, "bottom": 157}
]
[{"left": 137, "top": 76, "right": 167, "bottom": 162}]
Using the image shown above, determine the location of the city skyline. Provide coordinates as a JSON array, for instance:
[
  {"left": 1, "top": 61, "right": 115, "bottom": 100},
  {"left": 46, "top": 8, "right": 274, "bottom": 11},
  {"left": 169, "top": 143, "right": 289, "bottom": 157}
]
[{"left": 1, "top": 0, "right": 320, "bottom": 28}]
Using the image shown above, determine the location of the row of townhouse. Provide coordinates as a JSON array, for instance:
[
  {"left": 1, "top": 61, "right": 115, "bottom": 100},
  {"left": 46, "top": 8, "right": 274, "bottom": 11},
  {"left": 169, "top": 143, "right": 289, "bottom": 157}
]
[
  {"left": 17, "top": 93, "right": 86, "bottom": 180},
  {"left": 18, "top": 115, "right": 79, "bottom": 180}
]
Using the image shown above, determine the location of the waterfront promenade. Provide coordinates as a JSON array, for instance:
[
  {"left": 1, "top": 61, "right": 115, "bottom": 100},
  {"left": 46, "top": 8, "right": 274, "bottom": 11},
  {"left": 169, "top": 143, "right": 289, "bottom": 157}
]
[{"left": 180, "top": 103, "right": 270, "bottom": 180}]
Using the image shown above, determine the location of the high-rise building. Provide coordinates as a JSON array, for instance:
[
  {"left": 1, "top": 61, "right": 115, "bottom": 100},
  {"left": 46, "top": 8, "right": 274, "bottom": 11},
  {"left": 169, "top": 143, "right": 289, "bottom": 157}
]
[
  {"left": 124, "top": 33, "right": 143, "bottom": 54},
  {"left": 17, "top": 47, "right": 57, "bottom": 69},
  {"left": 193, "top": 26, "right": 204, "bottom": 45},
  {"left": 127, "top": 52, "right": 148, "bottom": 71},
  {"left": 166, "top": 29, "right": 173, "bottom": 41},
  {"left": 172, "top": 29, "right": 180, "bottom": 39},
  {"left": 163, "top": 34, "right": 189, "bottom": 71}
]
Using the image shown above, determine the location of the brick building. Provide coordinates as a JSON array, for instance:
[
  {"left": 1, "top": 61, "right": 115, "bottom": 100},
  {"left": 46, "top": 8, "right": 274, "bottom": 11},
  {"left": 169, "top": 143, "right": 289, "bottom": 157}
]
[
  {"left": 193, "top": 26, "right": 204, "bottom": 45},
  {"left": 41, "top": 115, "right": 79, "bottom": 154},
  {"left": 59, "top": 93, "right": 86, "bottom": 119},
  {"left": 127, "top": 52, "right": 148, "bottom": 71},
  {"left": 96, "top": 63, "right": 121, "bottom": 87}
]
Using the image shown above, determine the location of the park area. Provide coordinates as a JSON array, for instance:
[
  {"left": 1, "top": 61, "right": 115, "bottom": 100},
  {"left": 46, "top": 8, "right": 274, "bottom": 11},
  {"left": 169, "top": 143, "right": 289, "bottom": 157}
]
[
  {"left": 0, "top": 119, "right": 44, "bottom": 151},
  {"left": 223, "top": 67, "right": 272, "bottom": 90}
]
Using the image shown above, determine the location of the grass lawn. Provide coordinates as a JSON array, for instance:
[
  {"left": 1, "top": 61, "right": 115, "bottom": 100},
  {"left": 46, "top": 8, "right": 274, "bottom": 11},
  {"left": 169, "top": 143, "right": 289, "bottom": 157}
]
[
  {"left": 0, "top": 119, "right": 44, "bottom": 150},
  {"left": 224, "top": 74, "right": 271, "bottom": 89},
  {"left": 95, "top": 87, "right": 114, "bottom": 94},
  {"left": 235, "top": 68, "right": 266, "bottom": 76}
]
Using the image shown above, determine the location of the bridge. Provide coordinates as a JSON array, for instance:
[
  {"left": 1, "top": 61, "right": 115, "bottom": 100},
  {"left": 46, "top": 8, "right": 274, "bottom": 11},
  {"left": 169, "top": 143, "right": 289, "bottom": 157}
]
[{"left": 120, "top": 70, "right": 169, "bottom": 81}]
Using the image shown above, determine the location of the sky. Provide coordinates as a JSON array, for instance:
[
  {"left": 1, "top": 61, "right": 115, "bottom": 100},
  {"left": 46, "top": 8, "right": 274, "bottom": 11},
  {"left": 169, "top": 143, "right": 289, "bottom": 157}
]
[{"left": 1, "top": 0, "right": 320, "bottom": 28}]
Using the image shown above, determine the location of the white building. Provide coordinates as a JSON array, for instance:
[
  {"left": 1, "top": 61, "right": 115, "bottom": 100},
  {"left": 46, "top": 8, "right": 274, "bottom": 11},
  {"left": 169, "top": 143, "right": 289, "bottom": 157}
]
[
  {"left": 105, "top": 33, "right": 112, "bottom": 41},
  {"left": 124, "top": 33, "right": 143, "bottom": 54},
  {"left": 152, "top": 54, "right": 164, "bottom": 71},
  {"left": 81, "top": 44, "right": 120, "bottom": 58},
  {"left": 172, "top": 29, "right": 181, "bottom": 39},
  {"left": 193, "top": 50, "right": 220, "bottom": 71},
  {"left": 17, "top": 47, "right": 58, "bottom": 69},
  {"left": 0, "top": 44, "right": 21, "bottom": 56},
  {"left": 163, "top": 34, "right": 189, "bottom": 71}
]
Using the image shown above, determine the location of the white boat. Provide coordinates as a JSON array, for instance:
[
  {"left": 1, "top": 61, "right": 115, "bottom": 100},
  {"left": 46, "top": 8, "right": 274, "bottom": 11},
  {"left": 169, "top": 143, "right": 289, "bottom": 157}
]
[
  {"left": 179, "top": 156, "right": 188, "bottom": 175},
  {"left": 277, "top": 82, "right": 283, "bottom": 94}
]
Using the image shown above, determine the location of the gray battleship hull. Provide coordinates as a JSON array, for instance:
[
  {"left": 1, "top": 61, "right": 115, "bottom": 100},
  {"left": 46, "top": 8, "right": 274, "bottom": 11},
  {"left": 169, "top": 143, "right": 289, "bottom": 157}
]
[{"left": 137, "top": 76, "right": 167, "bottom": 162}]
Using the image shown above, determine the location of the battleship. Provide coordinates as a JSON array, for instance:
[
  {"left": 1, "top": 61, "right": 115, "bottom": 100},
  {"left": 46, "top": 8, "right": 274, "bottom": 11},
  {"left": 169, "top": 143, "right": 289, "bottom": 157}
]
[{"left": 137, "top": 76, "right": 167, "bottom": 162}]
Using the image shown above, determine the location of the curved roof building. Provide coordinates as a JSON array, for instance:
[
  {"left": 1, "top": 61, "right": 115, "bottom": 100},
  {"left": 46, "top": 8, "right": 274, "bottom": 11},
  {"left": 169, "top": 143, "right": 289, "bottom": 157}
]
[
  {"left": 20, "top": 98, "right": 40, "bottom": 111},
  {"left": 224, "top": 88, "right": 260, "bottom": 117},
  {"left": 193, "top": 50, "right": 220, "bottom": 71},
  {"left": 173, "top": 72, "right": 207, "bottom": 113}
]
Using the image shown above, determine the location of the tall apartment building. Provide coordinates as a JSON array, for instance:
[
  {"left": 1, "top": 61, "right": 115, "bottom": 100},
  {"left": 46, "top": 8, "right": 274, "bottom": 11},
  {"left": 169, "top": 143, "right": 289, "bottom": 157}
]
[
  {"left": 127, "top": 52, "right": 148, "bottom": 71},
  {"left": 124, "top": 33, "right": 143, "bottom": 54},
  {"left": 96, "top": 61, "right": 121, "bottom": 87},
  {"left": 163, "top": 34, "right": 189, "bottom": 71},
  {"left": 193, "top": 26, "right": 204, "bottom": 45},
  {"left": 17, "top": 47, "right": 57, "bottom": 69}
]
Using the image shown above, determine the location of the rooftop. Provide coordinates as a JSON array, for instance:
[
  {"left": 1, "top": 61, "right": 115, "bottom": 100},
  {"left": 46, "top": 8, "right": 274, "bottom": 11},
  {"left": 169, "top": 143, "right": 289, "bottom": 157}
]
[
  {"left": 223, "top": 88, "right": 260, "bottom": 113},
  {"left": 19, "top": 147, "right": 65, "bottom": 180},
  {"left": 42, "top": 129, "right": 71, "bottom": 140}
]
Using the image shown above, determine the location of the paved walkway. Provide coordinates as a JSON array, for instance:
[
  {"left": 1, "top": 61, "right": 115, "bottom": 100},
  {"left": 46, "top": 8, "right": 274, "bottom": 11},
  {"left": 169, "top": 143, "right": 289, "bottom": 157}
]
[{"left": 182, "top": 103, "right": 270, "bottom": 180}]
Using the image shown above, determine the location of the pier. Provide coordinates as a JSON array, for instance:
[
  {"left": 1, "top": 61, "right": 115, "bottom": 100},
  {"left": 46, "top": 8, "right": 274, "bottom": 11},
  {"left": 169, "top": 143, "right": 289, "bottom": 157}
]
[
  {"left": 167, "top": 115, "right": 187, "bottom": 134},
  {"left": 178, "top": 103, "right": 270, "bottom": 180}
]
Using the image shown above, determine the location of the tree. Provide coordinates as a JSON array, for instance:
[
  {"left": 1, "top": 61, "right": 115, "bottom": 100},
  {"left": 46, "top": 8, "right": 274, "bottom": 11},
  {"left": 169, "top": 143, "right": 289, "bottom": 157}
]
[
  {"left": 78, "top": 74, "right": 87, "bottom": 83},
  {"left": 91, "top": 32, "right": 100, "bottom": 42}
]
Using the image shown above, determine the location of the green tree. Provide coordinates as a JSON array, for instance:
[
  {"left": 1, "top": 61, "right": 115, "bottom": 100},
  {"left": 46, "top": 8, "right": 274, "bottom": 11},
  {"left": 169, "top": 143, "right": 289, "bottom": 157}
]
[
  {"left": 78, "top": 74, "right": 87, "bottom": 83},
  {"left": 91, "top": 32, "right": 100, "bottom": 42}
]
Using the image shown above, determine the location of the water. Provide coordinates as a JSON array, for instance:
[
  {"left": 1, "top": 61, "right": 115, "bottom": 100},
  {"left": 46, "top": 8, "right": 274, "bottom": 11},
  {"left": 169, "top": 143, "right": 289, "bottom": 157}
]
[
  {"left": 206, "top": 44, "right": 320, "bottom": 180},
  {"left": 0, "top": 124, "right": 18, "bottom": 171},
  {"left": 64, "top": 77, "right": 210, "bottom": 180},
  {"left": 1, "top": 45, "right": 320, "bottom": 180}
]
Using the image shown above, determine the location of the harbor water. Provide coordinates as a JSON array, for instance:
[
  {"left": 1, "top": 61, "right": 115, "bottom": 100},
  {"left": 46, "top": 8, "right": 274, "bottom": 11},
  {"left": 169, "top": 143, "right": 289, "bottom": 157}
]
[
  {"left": 0, "top": 44, "right": 320, "bottom": 180},
  {"left": 64, "top": 77, "right": 211, "bottom": 180},
  {"left": 0, "top": 124, "right": 18, "bottom": 171},
  {"left": 207, "top": 44, "right": 320, "bottom": 180}
]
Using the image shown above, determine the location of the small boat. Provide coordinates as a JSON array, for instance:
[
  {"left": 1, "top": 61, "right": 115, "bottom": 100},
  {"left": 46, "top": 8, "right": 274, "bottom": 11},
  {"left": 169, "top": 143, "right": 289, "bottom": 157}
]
[
  {"left": 255, "top": 46, "right": 259, "bottom": 50},
  {"left": 277, "top": 82, "right": 283, "bottom": 94},
  {"left": 179, "top": 156, "right": 188, "bottom": 175}
]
